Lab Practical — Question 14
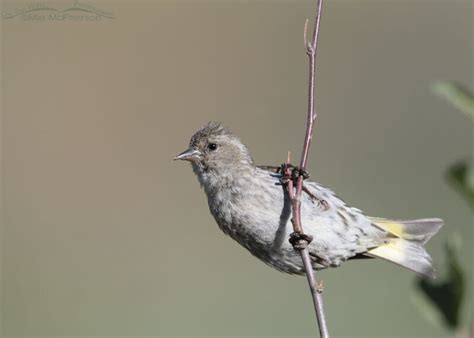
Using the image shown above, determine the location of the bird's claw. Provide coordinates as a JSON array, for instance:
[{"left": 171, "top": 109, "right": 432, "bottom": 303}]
[
  {"left": 279, "top": 163, "right": 310, "bottom": 185},
  {"left": 289, "top": 232, "right": 314, "bottom": 250}
]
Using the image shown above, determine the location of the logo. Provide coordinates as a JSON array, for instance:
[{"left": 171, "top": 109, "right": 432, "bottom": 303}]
[{"left": 2, "top": 0, "right": 115, "bottom": 21}]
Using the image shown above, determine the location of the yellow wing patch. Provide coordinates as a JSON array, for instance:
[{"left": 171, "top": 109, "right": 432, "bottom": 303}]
[
  {"left": 367, "top": 240, "right": 405, "bottom": 262},
  {"left": 369, "top": 217, "right": 405, "bottom": 238}
]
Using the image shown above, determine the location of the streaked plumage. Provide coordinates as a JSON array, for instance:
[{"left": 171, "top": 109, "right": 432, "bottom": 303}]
[{"left": 175, "top": 122, "right": 443, "bottom": 278}]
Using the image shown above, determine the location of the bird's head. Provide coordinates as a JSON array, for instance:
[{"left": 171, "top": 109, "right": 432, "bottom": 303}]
[{"left": 174, "top": 122, "right": 254, "bottom": 176}]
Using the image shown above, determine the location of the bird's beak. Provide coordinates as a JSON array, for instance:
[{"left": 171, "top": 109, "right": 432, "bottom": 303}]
[{"left": 174, "top": 148, "right": 202, "bottom": 162}]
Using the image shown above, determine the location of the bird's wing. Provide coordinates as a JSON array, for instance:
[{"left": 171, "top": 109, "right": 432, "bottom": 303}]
[
  {"left": 256, "top": 167, "right": 386, "bottom": 257},
  {"left": 300, "top": 181, "right": 387, "bottom": 260}
]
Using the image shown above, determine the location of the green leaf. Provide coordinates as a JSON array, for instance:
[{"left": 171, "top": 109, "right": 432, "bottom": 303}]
[
  {"left": 431, "top": 81, "right": 474, "bottom": 120},
  {"left": 416, "top": 236, "right": 465, "bottom": 330},
  {"left": 446, "top": 159, "right": 474, "bottom": 208}
]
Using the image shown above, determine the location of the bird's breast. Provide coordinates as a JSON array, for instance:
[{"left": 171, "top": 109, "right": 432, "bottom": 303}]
[{"left": 207, "top": 176, "right": 290, "bottom": 248}]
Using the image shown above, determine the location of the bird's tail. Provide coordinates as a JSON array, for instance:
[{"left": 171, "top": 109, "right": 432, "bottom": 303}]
[{"left": 366, "top": 218, "right": 443, "bottom": 278}]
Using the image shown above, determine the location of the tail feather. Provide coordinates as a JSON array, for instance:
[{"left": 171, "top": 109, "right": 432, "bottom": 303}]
[
  {"left": 370, "top": 217, "right": 443, "bottom": 244},
  {"left": 367, "top": 239, "right": 436, "bottom": 278},
  {"left": 366, "top": 218, "right": 443, "bottom": 278}
]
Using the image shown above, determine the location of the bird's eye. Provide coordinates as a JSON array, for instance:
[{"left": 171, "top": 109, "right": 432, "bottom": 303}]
[{"left": 208, "top": 143, "right": 218, "bottom": 151}]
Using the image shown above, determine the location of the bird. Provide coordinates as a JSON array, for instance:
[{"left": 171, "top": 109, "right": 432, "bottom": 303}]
[{"left": 174, "top": 122, "right": 443, "bottom": 278}]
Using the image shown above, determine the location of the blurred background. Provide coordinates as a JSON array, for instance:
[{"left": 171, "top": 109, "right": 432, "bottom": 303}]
[{"left": 1, "top": 0, "right": 472, "bottom": 337}]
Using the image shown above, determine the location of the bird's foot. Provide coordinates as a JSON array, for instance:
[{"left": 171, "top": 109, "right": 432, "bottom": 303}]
[
  {"left": 289, "top": 232, "right": 314, "bottom": 250},
  {"left": 279, "top": 163, "right": 310, "bottom": 185}
]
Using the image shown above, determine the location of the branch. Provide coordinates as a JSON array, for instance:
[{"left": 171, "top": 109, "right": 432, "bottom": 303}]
[{"left": 284, "top": 1, "right": 329, "bottom": 337}]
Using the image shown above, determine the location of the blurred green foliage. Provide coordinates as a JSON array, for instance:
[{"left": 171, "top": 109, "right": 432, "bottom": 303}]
[
  {"left": 417, "top": 237, "right": 465, "bottom": 329},
  {"left": 431, "top": 81, "right": 474, "bottom": 121},
  {"left": 414, "top": 81, "right": 473, "bottom": 335},
  {"left": 434, "top": 81, "right": 474, "bottom": 209},
  {"left": 447, "top": 160, "right": 474, "bottom": 209}
]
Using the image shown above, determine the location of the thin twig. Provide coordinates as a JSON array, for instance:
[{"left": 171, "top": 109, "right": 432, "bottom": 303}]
[{"left": 285, "top": 0, "right": 329, "bottom": 337}]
